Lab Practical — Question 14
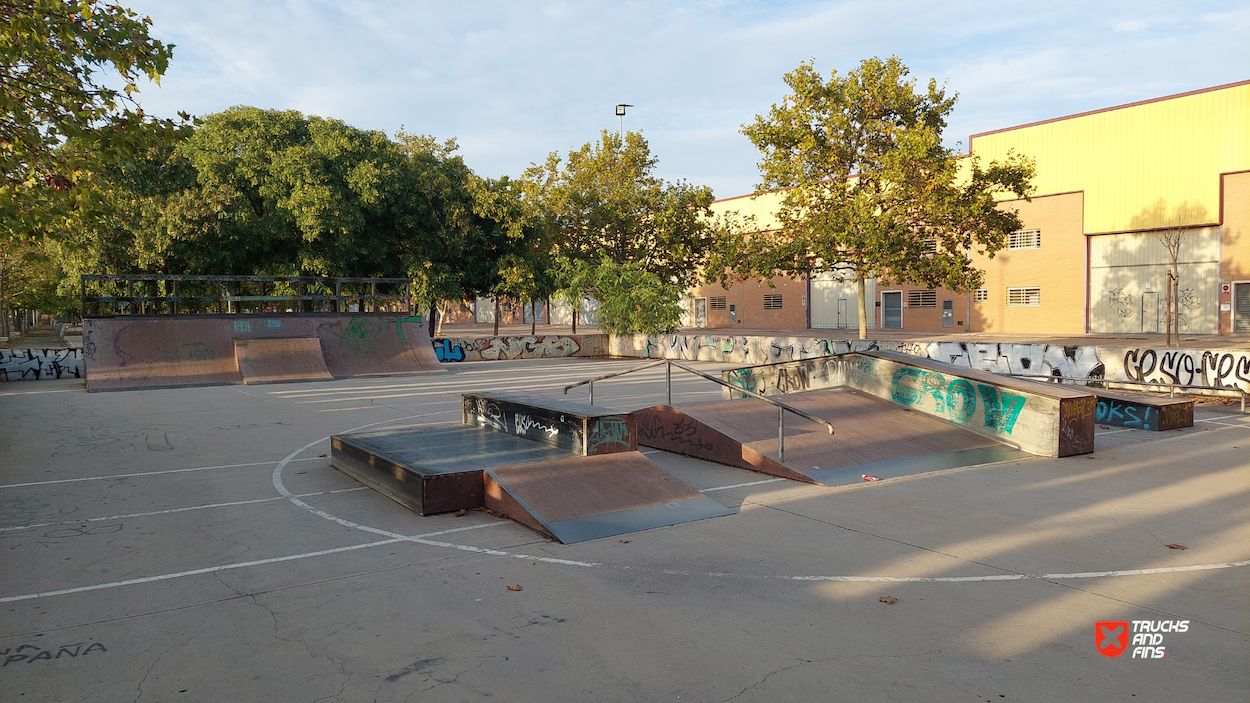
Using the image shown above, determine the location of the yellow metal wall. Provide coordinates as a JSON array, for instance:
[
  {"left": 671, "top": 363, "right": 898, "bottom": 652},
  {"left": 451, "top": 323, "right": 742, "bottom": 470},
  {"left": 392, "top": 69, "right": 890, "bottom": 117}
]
[{"left": 970, "top": 82, "right": 1250, "bottom": 234}]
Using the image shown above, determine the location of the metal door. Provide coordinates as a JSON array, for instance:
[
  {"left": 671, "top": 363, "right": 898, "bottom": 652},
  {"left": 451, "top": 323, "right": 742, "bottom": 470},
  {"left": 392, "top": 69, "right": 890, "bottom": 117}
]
[
  {"left": 1141, "top": 291, "right": 1158, "bottom": 332},
  {"left": 942, "top": 299, "right": 953, "bottom": 327},
  {"left": 694, "top": 298, "right": 707, "bottom": 327},
  {"left": 836, "top": 298, "right": 848, "bottom": 329},
  {"left": 1235, "top": 282, "right": 1250, "bottom": 333},
  {"left": 882, "top": 292, "right": 902, "bottom": 329}
]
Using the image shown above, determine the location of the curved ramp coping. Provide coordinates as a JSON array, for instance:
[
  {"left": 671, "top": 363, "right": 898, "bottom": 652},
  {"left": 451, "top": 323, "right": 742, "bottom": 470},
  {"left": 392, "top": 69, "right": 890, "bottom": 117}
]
[
  {"left": 462, "top": 391, "right": 635, "bottom": 455},
  {"left": 84, "top": 314, "right": 446, "bottom": 391},
  {"left": 234, "top": 337, "right": 332, "bottom": 384},
  {"left": 634, "top": 388, "right": 1027, "bottom": 486},
  {"left": 721, "top": 351, "right": 1096, "bottom": 457},
  {"left": 484, "top": 452, "right": 732, "bottom": 544}
]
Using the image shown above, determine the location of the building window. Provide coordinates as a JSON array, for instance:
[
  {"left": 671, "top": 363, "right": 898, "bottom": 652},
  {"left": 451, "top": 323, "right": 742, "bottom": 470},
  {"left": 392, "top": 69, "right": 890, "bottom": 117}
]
[
  {"left": 908, "top": 290, "right": 936, "bottom": 307},
  {"left": 709, "top": 296, "right": 727, "bottom": 310},
  {"left": 974, "top": 288, "right": 988, "bottom": 302},
  {"left": 763, "top": 294, "right": 783, "bottom": 309},
  {"left": 1007, "top": 287, "right": 1041, "bottom": 306},
  {"left": 1009, "top": 229, "right": 1041, "bottom": 250}
]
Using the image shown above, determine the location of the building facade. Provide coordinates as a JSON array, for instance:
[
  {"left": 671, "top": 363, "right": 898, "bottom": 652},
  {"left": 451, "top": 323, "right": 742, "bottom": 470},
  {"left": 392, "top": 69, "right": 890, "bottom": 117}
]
[{"left": 693, "top": 80, "right": 1250, "bottom": 335}]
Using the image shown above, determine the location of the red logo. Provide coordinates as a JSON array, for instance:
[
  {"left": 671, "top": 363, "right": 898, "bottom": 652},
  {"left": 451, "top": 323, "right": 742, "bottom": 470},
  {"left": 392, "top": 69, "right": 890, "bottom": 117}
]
[{"left": 1096, "top": 621, "right": 1129, "bottom": 658}]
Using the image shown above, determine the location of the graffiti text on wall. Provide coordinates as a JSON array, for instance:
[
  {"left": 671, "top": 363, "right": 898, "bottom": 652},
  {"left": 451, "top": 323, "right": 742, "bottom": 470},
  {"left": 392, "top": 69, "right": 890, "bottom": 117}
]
[
  {"left": 889, "top": 367, "right": 1026, "bottom": 434},
  {"left": 0, "top": 348, "right": 83, "bottom": 381},
  {"left": 1123, "top": 349, "right": 1250, "bottom": 390}
]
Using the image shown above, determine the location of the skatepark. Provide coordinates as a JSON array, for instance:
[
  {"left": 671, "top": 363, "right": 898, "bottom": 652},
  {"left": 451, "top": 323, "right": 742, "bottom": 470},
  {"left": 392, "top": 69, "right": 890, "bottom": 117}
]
[{"left": 1, "top": 315, "right": 1247, "bottom": 702}]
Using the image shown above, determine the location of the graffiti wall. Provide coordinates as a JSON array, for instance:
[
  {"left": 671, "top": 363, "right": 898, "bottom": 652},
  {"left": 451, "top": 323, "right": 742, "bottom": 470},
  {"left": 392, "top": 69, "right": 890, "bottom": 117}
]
[
  {"left": 461, "top": 391, "right": 635, "bottom": 456},
  {"left": 611, "top": 335, "right": 1250, "bottom": 396},
  {"left": 434, "top": 334, "right": 606, "bottom": 362},
  {"left": 0, "top": 348, "right": 84, "bottom": 381}
]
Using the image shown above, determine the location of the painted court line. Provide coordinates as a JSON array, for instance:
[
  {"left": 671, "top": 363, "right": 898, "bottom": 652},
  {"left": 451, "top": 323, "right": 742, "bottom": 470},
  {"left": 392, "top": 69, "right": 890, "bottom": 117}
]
[
  {"left": 0, "top": 487, "right": 367, "bottom": 533},
  {"left": 700, "top": 478, "right": 787, "bottom": 492},
  {"left": 0, "top": 457, "right": 323, "bottom": 490},
  {"left": 782, "top": 559, "right": 1250, "bottom": 583},
  {"left": 0, "top": 523, "right": 504, "bottom": 604}
]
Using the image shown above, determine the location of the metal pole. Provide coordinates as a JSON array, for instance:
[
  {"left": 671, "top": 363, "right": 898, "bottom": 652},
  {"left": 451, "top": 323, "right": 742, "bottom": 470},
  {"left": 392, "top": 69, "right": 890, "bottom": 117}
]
[
  {"left": 666, "top": 362, "right": 672, "bottom": 406},
  {"left": 778, "top": 406, "right": 785, "bottom": 463},
  {"left": 589, "top": 380, "right": 594, "bottom": 406}
]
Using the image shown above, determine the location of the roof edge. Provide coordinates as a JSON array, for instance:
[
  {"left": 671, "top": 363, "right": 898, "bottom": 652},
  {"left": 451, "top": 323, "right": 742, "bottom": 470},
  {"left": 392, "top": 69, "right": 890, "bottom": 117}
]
[{"left": 968, "top": 79, "right": 1250, "bottom": 143}]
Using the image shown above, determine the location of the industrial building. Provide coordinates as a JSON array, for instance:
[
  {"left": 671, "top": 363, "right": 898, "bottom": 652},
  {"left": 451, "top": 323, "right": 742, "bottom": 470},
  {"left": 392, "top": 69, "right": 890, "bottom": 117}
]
[{"left": 691, "top": 79, "right": 1250, "bottom": 336}]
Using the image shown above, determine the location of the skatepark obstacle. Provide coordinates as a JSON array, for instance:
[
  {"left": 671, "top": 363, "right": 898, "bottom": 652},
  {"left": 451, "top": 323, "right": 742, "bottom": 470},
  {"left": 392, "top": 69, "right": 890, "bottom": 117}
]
[
  {"left": 83, "top": 313, "right": 445, "bottom": 391},
  {"left": 331, "top": 392, "right": 732, "bottom": 543}
]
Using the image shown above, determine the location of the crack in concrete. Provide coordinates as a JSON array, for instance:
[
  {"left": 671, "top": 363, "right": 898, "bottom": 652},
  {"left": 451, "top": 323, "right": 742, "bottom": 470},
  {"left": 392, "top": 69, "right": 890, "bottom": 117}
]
[{"left": 717, "top": 650, "right": 943, "bottom": 703}]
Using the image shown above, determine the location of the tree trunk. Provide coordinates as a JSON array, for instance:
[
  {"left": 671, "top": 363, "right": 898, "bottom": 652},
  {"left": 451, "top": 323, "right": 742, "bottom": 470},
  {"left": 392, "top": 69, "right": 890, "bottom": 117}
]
[
  {"left": 530, "top": 300, "right": 537, "bottom": 335},
  {"left": 492, "top": 297, "right": 500, "bottom": 336},
  {"left": 571, "top": 298, "right": 578, "bottom": 335},
  {"left": 1165, "top": 270, "right": 1172, "bottom": 348},
  {"left": 427, "top": 302, "right": 437, "bottom": 339},
  {"left": 857, "top": 275, "right": 868, "bottom": 341},
  {"left": 434, "top": 301, "right": 448, "bottom": 337}
]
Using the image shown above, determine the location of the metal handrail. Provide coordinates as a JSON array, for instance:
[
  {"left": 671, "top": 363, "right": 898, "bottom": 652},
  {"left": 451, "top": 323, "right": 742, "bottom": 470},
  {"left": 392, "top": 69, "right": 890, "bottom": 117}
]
[
  {"left": 1007, "top": 374, "right": 1247, "bottom": 413},
  {"left": 563, "top": 359, "right": 834, "bottom": 463}
]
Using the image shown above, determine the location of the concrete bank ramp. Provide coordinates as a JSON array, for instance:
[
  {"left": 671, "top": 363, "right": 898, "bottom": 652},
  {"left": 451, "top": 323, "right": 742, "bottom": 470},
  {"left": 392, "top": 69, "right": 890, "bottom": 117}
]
[
  {"left": 332, "top": 392, "right": 731, "bottom": 543},
  {"left": 635, "top": 388, "right": 1025, "bottom": 486},
  {"left": 723, "top": 351, "right": 1098, "bottom": 457},
  {"left": 84, "top": 314, "right": 445, "bottom": 391}
]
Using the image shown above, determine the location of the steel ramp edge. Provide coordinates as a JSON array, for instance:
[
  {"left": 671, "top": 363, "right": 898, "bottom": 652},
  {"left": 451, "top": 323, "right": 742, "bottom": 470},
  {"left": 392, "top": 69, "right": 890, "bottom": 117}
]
[
  {"left": 632, "top": 404, "right": 821, "bottom": 485},
  {"left": 807, "top": 445, "right": 1031, "bottom": 486},
  {"left": 482, "top": 452, "right": 734, "bottom": 544}
]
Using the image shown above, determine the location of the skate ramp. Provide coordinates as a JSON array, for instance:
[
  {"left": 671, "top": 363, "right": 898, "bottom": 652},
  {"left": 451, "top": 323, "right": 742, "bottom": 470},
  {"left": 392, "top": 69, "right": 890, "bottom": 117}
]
[
  {"left": 234, "top": 337, "right": 333, "bottom": 384},
  {"left": 84, "top": 314, "right": 446, "bottom": 391},
  {"left": 635, "top": 387, "right": 1026, "bottom": 486}
]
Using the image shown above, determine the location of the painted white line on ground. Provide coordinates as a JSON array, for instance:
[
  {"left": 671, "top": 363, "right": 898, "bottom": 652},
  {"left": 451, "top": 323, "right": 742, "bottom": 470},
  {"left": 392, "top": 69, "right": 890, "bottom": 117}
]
[
  {"left": 1199, "top": 420, "right": 1248, "bottom": 428},
  {"left": 782, "top": 559, "right": 1250, "bottom": 583},
  {"left": 0, "top": 487, "right": 367, "bottom": 532},
  {"left": 271, "top": 426, "right": 601, "bottom": 568},
  {"left": 0, "top": 457, "right": 323, "bottom": 490},
  {"left": 1197, "top": 414, "right": 1250, "bottom": 422},
  {"left": 0, "top": 523, "right": 503, "bottom": 604},
  {"left": 700, "top": 478, "right": 787, "bottom": 492},
  {"left": 0, "top": 387, "right": 81, "bottom": 397},
  {"left": 1095, "top": 428, "right": 1135, "bottom": 435}
]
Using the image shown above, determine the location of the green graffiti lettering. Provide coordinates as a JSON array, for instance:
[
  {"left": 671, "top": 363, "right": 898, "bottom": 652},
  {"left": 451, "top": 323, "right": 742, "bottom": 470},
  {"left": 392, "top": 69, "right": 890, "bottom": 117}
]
[
  {"left": 979, "top": 385, "right": 1026, "bottom": 434},
  {"left": 891, "top": 367, "right": 922, "bottom": 405},
  {"left": 946, "top": 379, "right": 976, "bottom": 423}
]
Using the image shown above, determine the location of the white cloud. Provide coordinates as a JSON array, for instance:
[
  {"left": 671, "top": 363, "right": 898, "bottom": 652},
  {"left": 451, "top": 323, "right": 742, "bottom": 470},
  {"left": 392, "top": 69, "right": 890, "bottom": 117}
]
[{"left": 119, "top": 0, "right": 1250, "bottom": 198}]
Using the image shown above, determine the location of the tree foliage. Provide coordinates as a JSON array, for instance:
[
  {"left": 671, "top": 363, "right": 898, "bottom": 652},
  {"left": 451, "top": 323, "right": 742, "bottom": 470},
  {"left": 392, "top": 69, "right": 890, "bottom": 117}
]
[
  {"left": 710, "top": 56, "right": 1035, "bottom": 338},
  {"left": 555, "top": 256, "right": 682, "bottom": 335},
  {"left": 525, "top": 130, "right": 718, "bottom": 288},
  {"left": 1, "top": 0, "right": 186, "bottom": 240}
]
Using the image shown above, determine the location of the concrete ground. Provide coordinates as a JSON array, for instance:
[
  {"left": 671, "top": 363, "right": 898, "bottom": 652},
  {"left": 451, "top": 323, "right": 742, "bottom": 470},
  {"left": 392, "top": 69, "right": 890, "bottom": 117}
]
[{"left": 1, "top": 358, "right": 1247, "bottom": 702}]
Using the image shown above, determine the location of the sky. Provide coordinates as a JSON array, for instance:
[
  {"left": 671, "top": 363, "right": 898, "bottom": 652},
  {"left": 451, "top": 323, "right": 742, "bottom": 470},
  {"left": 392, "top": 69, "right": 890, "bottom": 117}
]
[{"left": 120, "top": 0, "right": 1250, "bottom": 200}]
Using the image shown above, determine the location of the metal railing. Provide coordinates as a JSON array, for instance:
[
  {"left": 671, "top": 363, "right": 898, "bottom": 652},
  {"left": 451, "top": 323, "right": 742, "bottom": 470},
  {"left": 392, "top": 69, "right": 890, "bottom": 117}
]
[
  {"left": 80, "top": 274, "right": 412, "bottom": 316},
  {"left": 563, "top": 359, "right": 834, "bottom": 463},
  {"left": 1008, "top": 374, "right": 1247, "bottom": 413}
]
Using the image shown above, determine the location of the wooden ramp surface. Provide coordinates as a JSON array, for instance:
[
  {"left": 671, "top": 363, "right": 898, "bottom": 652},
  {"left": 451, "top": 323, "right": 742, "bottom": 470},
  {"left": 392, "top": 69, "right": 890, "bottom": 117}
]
[
  {"left": 332, "top": 424, "right": 731, "bottom": 543},
  {"left": 486, "top": 452, "right": 731, "bottom": 544},
  {"left": 235, "top": 337, "right": 333, "bottom": 384},
  {"left": 636, "top": 388, "right": 1026, "bottom": 485}
]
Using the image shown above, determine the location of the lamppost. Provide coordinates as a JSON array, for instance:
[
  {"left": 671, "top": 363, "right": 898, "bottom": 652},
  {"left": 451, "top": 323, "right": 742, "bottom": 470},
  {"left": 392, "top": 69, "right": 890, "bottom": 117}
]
[{"left": 615, "top": 103, "right": 633, "bottom": 139}]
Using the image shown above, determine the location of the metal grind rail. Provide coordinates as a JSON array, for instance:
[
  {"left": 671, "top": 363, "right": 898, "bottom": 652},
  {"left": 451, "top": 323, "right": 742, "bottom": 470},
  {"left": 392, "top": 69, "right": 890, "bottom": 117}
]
[
  {"left": 563, "top": 360, "right": 834, "bottom": 463},
  {"left": 1008, "top": 374, "right": 1247, "bottom": 414}
]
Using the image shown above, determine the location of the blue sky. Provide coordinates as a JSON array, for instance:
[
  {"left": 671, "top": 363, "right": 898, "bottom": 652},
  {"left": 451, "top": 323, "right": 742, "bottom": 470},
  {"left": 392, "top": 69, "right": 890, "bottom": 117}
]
[{"left": 122, "top": 0, "right": 1250, "bottom": 200}]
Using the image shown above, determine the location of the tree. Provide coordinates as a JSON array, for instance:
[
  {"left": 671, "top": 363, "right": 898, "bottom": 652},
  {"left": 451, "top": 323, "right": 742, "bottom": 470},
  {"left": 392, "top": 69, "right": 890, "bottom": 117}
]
[
  {"left": 710, "top": 57, "right": 1034, "bottom": 339},
  {"left": 1154, "top": 223, "right": 1189, "bottom": 347},
  {"left": 525, "top": 130, "right": 719, "bottom": 288},
  {"left": 1, "top": 0, "right": 186, "bottom": 241},
  {"left": 551, "top": 255, "right": 681, "bottom": 335}
]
